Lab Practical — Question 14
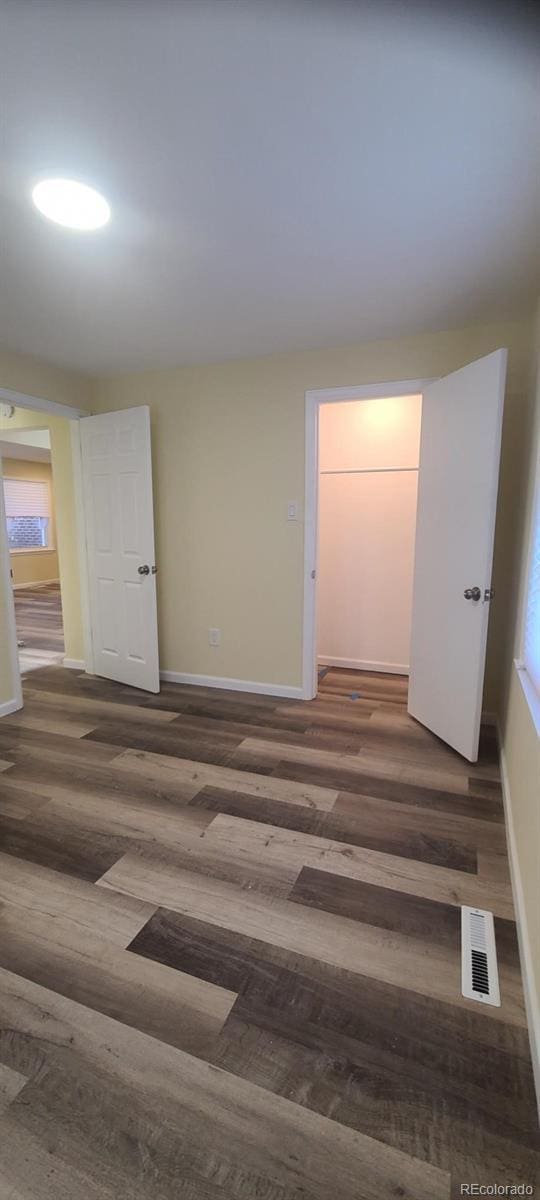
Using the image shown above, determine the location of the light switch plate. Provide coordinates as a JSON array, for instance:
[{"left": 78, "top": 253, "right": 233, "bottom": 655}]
[{"left": 287, "top": 502, "right": 298, "bottom": 521}]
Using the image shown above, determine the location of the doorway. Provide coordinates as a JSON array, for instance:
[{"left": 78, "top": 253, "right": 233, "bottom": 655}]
[
  {"left": 302, "top": 378, "right": 432, "bottom": 703},
  {"left": 317, "top": 393, "right": 421, "bottom": 697},
  {"left": 0, "top": 389, "right": 91, "bottom": 713},
  {"left": 0, "top": 387, "right": 160, "bottom": 715},
  {"left": 303, "top": 355, "right": 506, "bottom": 762},
  {"left": 0, "top": 424, "right": 65, "bottom": 674}
]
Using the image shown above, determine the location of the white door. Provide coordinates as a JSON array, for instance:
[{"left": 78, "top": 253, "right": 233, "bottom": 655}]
[
  {"left": 408, "top": 349, "right": 507, "bottom": 761},
  {"left": 80, "top": 406, "right": 160, "bottom": 692}
]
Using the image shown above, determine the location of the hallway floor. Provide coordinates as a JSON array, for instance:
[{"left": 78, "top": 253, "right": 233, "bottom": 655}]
[
  {"left": 13, "top": 581, "right": 64, "bottom": 674},
  {"left": 0, "top": 666, "right": 538, "bottom": 1198}
]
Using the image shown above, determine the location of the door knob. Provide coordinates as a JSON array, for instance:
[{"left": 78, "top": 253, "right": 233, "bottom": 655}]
[
  {"left": 464, "top": 586, "right": 481, "bottom": 601},
  {"left": 138, "top": 564, "right": 150, "bottom": 576}
]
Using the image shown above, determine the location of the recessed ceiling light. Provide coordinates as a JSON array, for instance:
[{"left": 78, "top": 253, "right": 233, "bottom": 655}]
[{"left": 31, "top": 178, "right": 111, "bottom": 230}]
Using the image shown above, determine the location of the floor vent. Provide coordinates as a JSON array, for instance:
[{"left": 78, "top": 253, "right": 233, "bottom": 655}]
[{"left": 461, "top": 906, "right": 500, "bottom": 1007}]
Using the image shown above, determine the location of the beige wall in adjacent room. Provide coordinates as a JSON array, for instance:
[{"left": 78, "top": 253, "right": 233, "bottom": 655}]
[
  {"left": 2, "top": 457, "right": 60, "bottom": 586},
  {"left": 93, "top": 317, "right": 532, "bottom": 700},
  {"left": 498, "top": 300, "right": 540, "bottom": 1085},
  {"left": 0, "top": 349, "right": 90, "bottom": 706}
]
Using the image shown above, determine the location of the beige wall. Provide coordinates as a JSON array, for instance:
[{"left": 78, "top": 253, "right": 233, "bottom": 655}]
[
  {"left": 1, "top": 324, "right": 529, "bottom": 705},
  {"left": 2, "top": 457, "right": 60, "bottom": 586},
  {"left": 93, "top": 317, "right": 532, "bottom": 698},
  {"left": 0, "top": 347, "right": 92, "bottom": 411},
  {"left": 0, "top": 349, "right": 90, "bottom": 706},
  {"left": 498, "top": 302, "right": 540, "bottom": 1079}
]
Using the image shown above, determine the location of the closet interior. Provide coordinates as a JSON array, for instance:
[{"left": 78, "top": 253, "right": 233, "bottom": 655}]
[{"left": 317, "top": 394, "right": 422, "bottom": 677}]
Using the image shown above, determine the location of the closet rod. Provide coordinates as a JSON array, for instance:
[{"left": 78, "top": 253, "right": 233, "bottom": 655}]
[{"left": 320, "top": 467, "right": 419, "bottom": 476}]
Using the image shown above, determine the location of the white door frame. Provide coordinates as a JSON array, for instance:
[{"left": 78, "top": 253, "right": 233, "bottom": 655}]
[
  {"left": 0, "top": 385, "right": 93, "bottom": 711},
  {"left": 302, "top": 377, "right": 437, "bottom": 700},
  {"left": 0, "top": 468, "right": 22, "bottom": 716}
]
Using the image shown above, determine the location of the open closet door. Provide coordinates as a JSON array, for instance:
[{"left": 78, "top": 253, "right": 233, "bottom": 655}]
[
  {"left": 408, "top": 350, "right": 506, "bottom": 761},
  {"left": 80, "top": 406, "right": 160, "bottom": 692}
]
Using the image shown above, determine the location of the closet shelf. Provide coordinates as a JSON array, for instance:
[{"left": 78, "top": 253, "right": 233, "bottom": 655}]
[{"left": 320, "top": 466, "right": 419, "bottom": 475}]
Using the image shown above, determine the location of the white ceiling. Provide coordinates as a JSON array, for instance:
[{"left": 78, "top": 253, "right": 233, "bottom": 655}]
[
  {"left": 0, "top": 428, "right": 51, "bottom": 450},
  {"left": 0, "top": 441, "right": 51, "bottom": 463},
  {"left": 1, "top": 1, "right": 539, "bottom": 376},
  {"left": 0, "top": 427, "right": 51, "bottom": 463}
]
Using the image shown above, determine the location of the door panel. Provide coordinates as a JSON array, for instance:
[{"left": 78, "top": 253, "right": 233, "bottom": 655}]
[
  {"left": 408, "top": 350, "right": 506, "bottom": 761},
  {"left": 80, "top": 406, "right": 159, "bottom": 692}
]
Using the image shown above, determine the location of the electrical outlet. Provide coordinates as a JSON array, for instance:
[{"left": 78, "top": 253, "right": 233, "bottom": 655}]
[
  {"left": 287, "top": 501, "right": 298, "bottom": 521},
  {"left": 209, "top": 628, "right": 221, "bottom": 646}
]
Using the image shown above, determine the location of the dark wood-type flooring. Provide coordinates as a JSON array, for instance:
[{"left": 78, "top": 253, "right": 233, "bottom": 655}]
[
  {"left": 13, "top": 580, "right": 64, "bottom": 673},
  {"left": 0, "top": 665, "right": 538, "bottom": 1199}
]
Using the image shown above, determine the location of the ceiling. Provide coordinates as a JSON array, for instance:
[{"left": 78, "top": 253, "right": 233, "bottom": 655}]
[
  {"left": 0, "top": 442, "right": 51, "bottom": 463},
  {"left": 0, "top": 427, "right": 51, "bottom": 462},
  {"left": 1, "top": 1, "right": 539, "bottom": 376}
]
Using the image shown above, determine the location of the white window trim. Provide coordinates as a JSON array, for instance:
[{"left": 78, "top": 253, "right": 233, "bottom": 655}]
[
  {"left": 515, "top": 660, "right": 540, "bottom": 737},
  {"left": 516, "top": 438, "right": 540, "bottom": 737},
  {"left": 10, "top": 546, "right": 56, "bottom": 555}
]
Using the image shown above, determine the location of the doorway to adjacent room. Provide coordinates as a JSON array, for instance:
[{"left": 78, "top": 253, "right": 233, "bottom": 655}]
[{"left": 0, "top": 425, "right": 65, "bottom": 674}]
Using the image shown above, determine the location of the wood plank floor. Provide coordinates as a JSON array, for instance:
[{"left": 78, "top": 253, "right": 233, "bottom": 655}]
[
  {"left": 13, "top": 580, "right": 64, "bottom": 673},
  {"left": 0, "top": 664, "right": 538, "bottom": 1199}
]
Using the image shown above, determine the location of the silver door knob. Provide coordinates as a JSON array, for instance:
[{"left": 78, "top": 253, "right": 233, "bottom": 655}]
[
  {"left": 138, "top": 564, "right": 150, "bottom": 576},
  {"left": 464, "top": 586, "right": 481, "bottom": 601}
]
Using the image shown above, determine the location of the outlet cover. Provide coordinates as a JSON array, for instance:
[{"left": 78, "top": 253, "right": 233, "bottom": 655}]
[{"left": 209, "top": 628, "right": 221, "bottom": 646}]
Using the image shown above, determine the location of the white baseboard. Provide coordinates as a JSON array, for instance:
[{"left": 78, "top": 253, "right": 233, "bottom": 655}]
[
  {"left": 498, "top": 724, "right": 540, "bottom": 1120},
  {"left": 0, "top": 697, "right": 22, "bottom": 718},
  {"left": 318, "top": 656, "right": 409, "bottom": 675},
  {"left": 62, "top": 658, "right": 85, "bottom": 671},
  {"left": 12, "top": 577, "right": 60, "bottom": 590},
  {"left": 159, "top": 670, "right": 304, "bottom": 700}
]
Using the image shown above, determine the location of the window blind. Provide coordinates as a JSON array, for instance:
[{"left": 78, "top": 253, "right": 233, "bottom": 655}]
[
  {"left": 523, "top": 454, "right": 540, "bottom": 698},
  {"left": 3, "top": 478, "right": 51, "bottom": 519}
]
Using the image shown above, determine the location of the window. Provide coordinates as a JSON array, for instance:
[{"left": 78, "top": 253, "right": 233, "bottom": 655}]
[
  {"left": 518, "top": 444, "right": 540, "bottom": 733},
  {"left": 3, "top": 478, "right": 52, "bottom": 552}
]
